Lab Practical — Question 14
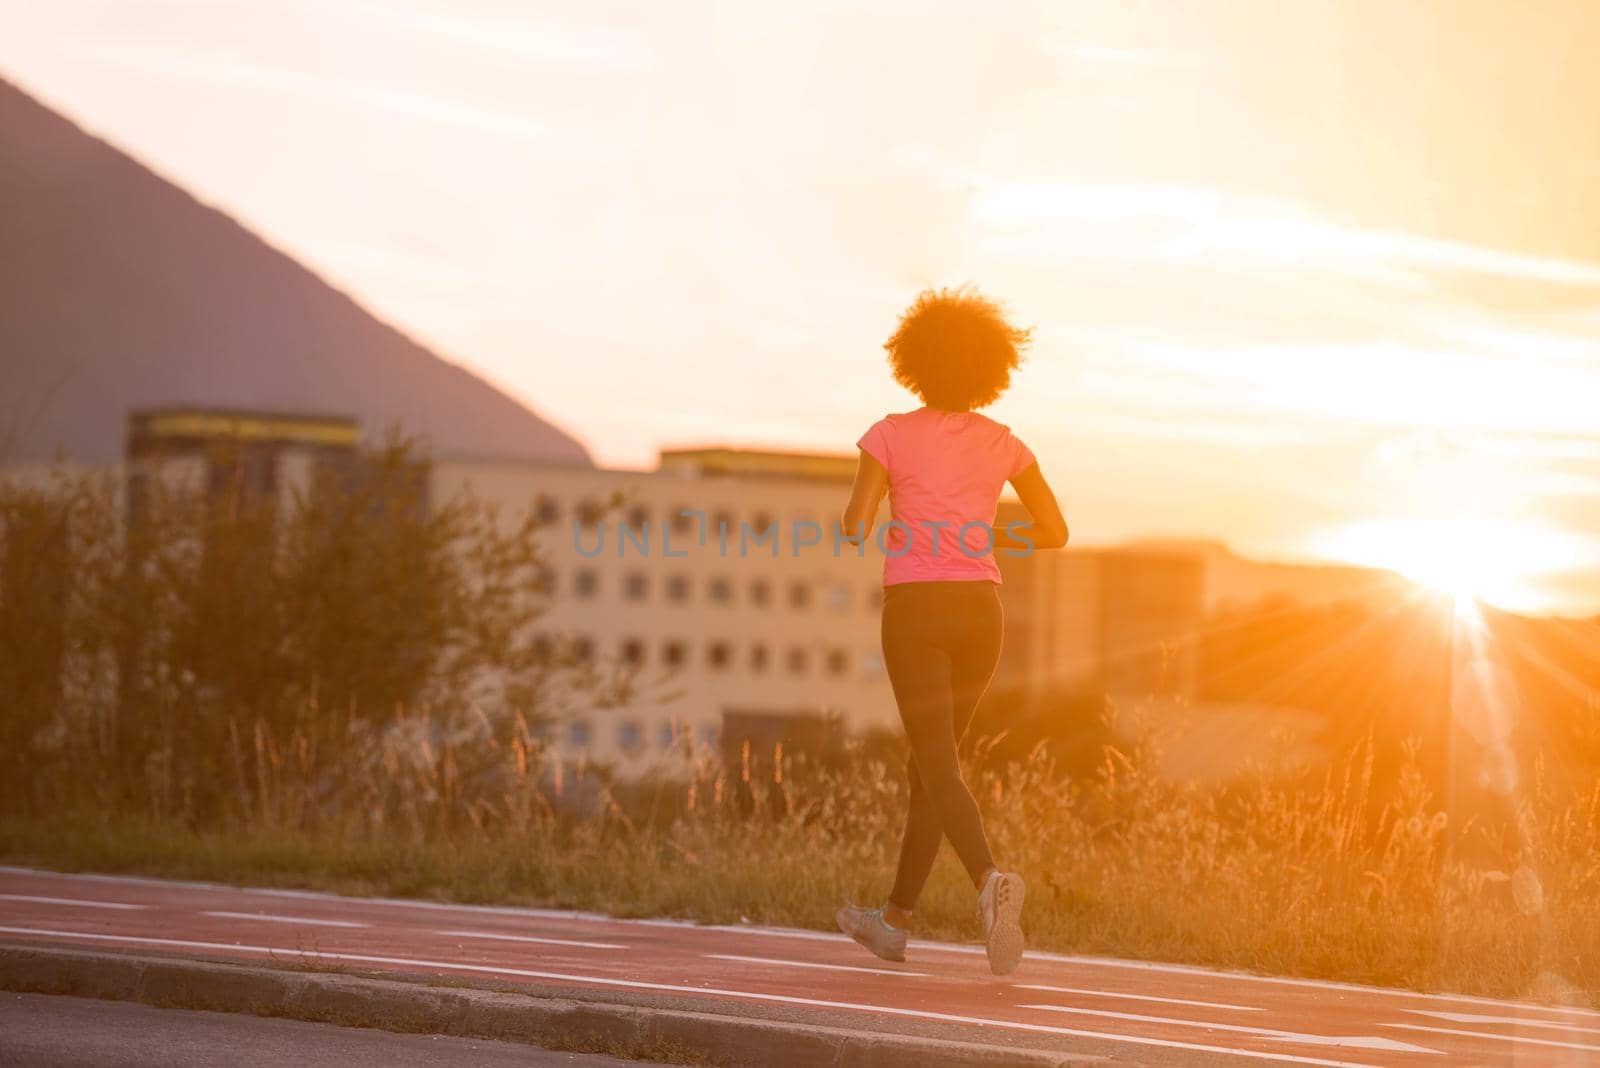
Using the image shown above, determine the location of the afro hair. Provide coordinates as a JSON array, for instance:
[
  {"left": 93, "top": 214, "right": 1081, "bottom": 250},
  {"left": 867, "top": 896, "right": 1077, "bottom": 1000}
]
[{"left": 883, "top": 287, "right": 1031, "bottom": 411}]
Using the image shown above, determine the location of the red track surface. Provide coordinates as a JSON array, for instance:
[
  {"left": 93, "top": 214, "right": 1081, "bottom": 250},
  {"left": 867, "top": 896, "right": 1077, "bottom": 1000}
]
[{"left": 2, "top": 867, "right": 1597, "bottom": 1066}]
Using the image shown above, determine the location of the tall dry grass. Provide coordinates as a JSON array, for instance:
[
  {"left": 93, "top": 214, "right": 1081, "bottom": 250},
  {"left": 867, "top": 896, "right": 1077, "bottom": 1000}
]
[{"left": 4, "top": 719, "right": 1597, "bottom": 1002}]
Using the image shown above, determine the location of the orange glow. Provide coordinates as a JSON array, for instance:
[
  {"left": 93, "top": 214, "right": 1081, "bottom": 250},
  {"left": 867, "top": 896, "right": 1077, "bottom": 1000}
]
[{"left": 1311, "top": 517, "right": 1593, "bottom": 613}]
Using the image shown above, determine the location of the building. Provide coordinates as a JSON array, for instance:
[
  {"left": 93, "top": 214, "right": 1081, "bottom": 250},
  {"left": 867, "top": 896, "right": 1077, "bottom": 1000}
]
[
  {"left": 993, "top": 500, "right": 1206, "bottom": 709},
  {"left": 125, "top": 407, "right": 361, "bottom": 521},
  {"left": 431, "top": 447, "right": 895, "bottom": 774}
]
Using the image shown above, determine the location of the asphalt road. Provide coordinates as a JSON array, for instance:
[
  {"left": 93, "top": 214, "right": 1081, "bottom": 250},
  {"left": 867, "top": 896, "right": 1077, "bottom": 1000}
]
[
  {"left": 2, "top": 866, "right": 1599, "bottom": 1066},
  {"left": 0, "top": 991, "right": 653, "bottom": 1068}
]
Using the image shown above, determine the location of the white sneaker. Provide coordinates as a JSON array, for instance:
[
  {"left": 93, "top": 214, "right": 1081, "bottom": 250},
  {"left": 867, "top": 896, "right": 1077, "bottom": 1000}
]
[
  {"left": 835, "top": 904, "right": 908, "bottom": 962},
  {"left": 978, "top": 870, "right": 1025, "bottom": 976}
]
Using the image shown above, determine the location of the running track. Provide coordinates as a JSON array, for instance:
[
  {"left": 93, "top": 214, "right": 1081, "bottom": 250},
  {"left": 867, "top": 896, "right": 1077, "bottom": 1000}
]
[{"left": 2, "top": 867, "right": 1597, "bottom": 1066}]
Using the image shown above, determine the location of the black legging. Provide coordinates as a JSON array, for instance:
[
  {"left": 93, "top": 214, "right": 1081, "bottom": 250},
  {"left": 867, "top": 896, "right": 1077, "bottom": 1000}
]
[{"left": 880, "top": 580, "right": 1003, "bottom": 911}]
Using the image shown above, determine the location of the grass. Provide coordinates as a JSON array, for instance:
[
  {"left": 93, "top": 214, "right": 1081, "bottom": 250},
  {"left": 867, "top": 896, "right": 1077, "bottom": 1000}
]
[{"left": 5, "top": 729, "right": 1598, "bottom": 1009}]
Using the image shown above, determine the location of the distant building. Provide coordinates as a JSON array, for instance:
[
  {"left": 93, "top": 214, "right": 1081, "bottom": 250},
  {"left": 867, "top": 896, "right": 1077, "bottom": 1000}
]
[
  {"left": 431, "top": 447, "right": 894, "bottom": 775},
  {"left": 994, "top": 502, "right": 1206, "bottom": 709},
  {"left": 125, "top": 407, "right": 360, "bottom": 522},
  {"left": 657, "top": 446, "right": 858, "bottom": 483},
  {"left": 1127, "top": 537, "right": 1404, "bottom": 618}
]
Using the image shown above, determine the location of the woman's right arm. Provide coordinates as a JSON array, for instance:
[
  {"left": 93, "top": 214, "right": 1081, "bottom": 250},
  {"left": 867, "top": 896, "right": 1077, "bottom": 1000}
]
[
  {"left": 999, "top": 462, "right": 1068, "bottom": 551},
  {"left": 840, "top": 447, "right": 889, "bottom": 545}
]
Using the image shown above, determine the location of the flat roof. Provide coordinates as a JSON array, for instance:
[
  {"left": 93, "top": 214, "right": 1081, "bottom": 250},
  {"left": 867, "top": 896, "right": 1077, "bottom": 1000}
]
[
  {"left": 658, "top": 446, "right": 856, "bottom": 482},
  {"left": 128, "top": 407, "right": 360, "bottom": 449}
]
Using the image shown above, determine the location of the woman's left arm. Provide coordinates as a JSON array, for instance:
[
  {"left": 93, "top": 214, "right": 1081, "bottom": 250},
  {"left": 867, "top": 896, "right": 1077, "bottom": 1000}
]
[{"left": 840, "top": 448, "right": 888, "bottom": 544}]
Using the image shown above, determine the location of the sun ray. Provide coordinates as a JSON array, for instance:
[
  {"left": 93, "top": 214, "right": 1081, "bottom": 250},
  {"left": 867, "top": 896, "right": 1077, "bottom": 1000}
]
[{"left": 1183, "top": 582, "right": 1426, "bottom": 700}]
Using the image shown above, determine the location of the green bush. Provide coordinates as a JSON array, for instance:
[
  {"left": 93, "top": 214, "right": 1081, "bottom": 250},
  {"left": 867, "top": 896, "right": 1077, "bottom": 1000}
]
[{"left": 0, "top": 441, "right": 569, "bottom": 820}]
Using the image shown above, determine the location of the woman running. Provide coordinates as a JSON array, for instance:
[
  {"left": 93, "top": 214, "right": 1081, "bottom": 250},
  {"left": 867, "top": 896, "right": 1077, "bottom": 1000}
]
[{"left": 835, "top": 287, "right": 1068, "bottom": 976}]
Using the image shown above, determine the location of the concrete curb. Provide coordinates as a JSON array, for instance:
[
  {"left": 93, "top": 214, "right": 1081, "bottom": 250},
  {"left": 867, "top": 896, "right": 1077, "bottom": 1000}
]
[{"left": 0, "top": 944, "right": 1096, "bottom": 1067}]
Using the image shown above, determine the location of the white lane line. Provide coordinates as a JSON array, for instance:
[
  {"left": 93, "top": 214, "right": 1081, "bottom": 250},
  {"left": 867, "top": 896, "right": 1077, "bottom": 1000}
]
[
  {"left": 255, "top": 890, "right": 619, "bottom": 924},
  {"left": 0, "top": 867, "right": 621, "bottom": 923},
  {"left": 1406, "top": 1009, "right": 1600, "bottom": 1035},
  {"left": 2, "top": 867, "right": 1585, "bottom": 1023},
  {"left": 201, "top": 911, "right": 366, "bottom": 929},
  {"left": 1389, "top": 1022, "right": 1600, "bottom": 1054},
  {"left": 0, "top": 926, "right": 1397, "bottom": 1068},
  {"left": 439, "top": 930, "right": 624, "bottom": 951},
  {"left": 0, "top": 894, "right": 146, "bottom": 912},
  {"left": 704, "top": 924, "right": 1600, "bottom": 1019},
  {"left": 706, "top": 953, "right": 926, "bottom": 978},
  {"left": 1018, "top": 983, "right": 1262, "bottom": 1013},
  {"left": 1022, "top": 1003, "right": 1438, "bottom": 1055}
]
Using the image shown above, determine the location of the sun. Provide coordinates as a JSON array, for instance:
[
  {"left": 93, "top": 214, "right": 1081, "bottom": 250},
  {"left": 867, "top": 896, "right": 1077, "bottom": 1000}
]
[{"left": 1312, "top": 516, "right": 1585, "bottom": 613}]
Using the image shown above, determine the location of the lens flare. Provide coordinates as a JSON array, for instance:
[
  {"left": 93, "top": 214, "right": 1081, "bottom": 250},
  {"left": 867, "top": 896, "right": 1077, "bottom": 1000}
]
[{"left": 1311, "top": 517, "right": 1592, "bottom": 612}]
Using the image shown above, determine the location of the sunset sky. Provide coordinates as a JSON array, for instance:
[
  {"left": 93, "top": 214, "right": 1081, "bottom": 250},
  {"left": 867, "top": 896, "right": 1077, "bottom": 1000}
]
[{"left": 5, "top": 1, "right": 1600, "bottom": 614}]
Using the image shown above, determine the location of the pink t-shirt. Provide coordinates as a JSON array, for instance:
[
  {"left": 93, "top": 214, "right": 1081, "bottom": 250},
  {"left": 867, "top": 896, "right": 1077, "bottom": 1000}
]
[{"left": 856, "top": 407, "right": 1036, "bottom": 586}]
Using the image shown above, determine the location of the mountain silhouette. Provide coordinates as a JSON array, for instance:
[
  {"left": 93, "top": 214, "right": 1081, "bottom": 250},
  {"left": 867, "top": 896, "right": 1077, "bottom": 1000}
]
[{"left": 0, "top": 75, "right": 590, "bottom": 467}]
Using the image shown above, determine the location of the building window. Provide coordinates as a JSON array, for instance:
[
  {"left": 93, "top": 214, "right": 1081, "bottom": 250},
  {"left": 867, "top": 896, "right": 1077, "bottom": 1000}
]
[
  {"left": 658, "top": 720, "right": 677, "bottom": 749},
  {"left": 568, "top": 719, "right": 591, "bottom": 748},
  {"left": 532, "top": 567, "right": 556, "bottom": 595},
  {"left": 532, "top": 634, "right": 554, "bottom": 663},
  {"left": 666, "top": 574, "right": 691, "bottom": 603},
  {"left": 787, "top": 646, "right": 809, "bottom": 675},
  {"left": 623, "top": 572, "right": 649, "bottom": 601},
  {"left": 626, "top": 503, "right": 651, "bottom": 530},
  {"left": 826, "top": 648, "right": 850, "bottom": 676},
  {"left": 621, "top": 637, "right": 646, "bottom": 666},
  {"left": 574, "top": 568, "right": 599, "bottom": 598},
  {"left": 712, "top": 508, "right": 736, "bottom": 534},
  {"left": 697, "top": 724, "right": 718, "bottom": 749},
  {"left": 571, "top": 636, "right": 595, "bottom": 663},
  {"left": 788, "top": 581, "right": 811, "bottom": 610},
  {"left": 751, "top": 510, "right": 775, "bottom": 534},
  {"left": 862, "top": 650, "right": 885, "bottom": 680},
  {"left": 708, "top": 640, "right": 732, "bottom": 670},
  {"left": 618, "top": 720, "right": 643, "bottom": 752},
  {"left": 825, "top": 582, "right": 850, "bottom": 613},
  {"left": 662, "top": 640, "right": 687, "bottom": 668},
  {"left": 750, "top": 643, "right": 770, "bottom": 673},
  {"left": 670, "top": 508, "right": 697, "bottom": 536},
  {"left": 707, "top": 576, "right": 733, "bottom": 604},
  {"left": 535, "top": 495, "right": 560, "bottom": 524},
  {"left": 576, "top": 497, "right": 606, "bottom": 527},
  {"left": 749, "top": 578, "right": 772, "bottom": 607}
]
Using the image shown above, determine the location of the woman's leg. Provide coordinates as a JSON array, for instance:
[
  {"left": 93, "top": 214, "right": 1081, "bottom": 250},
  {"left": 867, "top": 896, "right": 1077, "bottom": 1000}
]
[
  {"left": 887, "top": 647, "right": 998, "bottom": 910},
  {"left": 883, "top": 587, "right": 997, "bottom": 904},
  {"left": 888, "top": 757, "right": 938, "bottom": 912}
]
